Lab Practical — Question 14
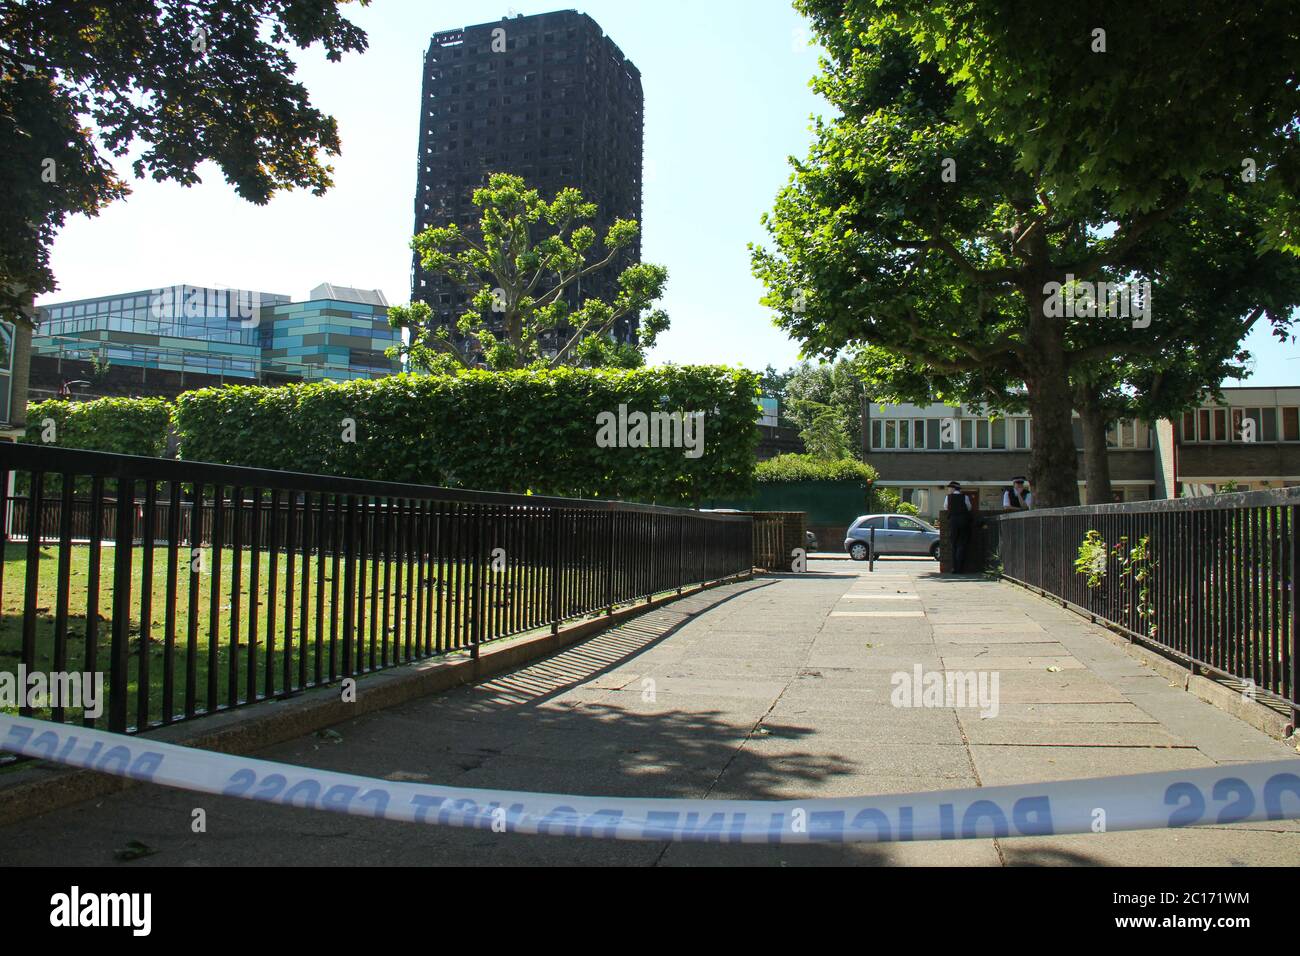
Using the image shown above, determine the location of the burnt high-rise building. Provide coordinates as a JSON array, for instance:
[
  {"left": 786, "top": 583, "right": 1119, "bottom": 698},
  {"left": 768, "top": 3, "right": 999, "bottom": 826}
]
[{"left": 412, "top": 10, "right": 644, "bottom": 353}]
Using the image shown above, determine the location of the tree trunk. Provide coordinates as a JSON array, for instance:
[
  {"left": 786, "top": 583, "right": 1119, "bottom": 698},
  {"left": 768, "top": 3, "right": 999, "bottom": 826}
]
[
  {"left": 1024, "top": 304, "right": 1080, "bottom": 508},
  {"left": 1076, "top": 387, "right": 1114, "bottom": 504}
]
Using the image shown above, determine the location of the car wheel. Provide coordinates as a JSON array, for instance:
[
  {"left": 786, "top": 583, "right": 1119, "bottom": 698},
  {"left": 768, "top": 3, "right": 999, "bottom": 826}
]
[
  {"left": 929, "top": 542, "right": 941, "bottom": 560},
  {"left": 849, "top": 542, "right": 871, "bottom": 562}
]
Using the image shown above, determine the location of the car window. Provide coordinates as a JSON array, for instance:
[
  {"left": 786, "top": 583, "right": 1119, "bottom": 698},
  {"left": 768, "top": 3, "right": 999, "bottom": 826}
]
[{"left": 891, "top": 517, "right": 925, "bottom": 532}]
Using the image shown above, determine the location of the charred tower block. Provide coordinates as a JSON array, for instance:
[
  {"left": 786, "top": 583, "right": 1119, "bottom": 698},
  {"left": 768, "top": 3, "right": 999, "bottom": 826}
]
[{"left": 413, "top": 10, "right": 645, "bottom": 350}]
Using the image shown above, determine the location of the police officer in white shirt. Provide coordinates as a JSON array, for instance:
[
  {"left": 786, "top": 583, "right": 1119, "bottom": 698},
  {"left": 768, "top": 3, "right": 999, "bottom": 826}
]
[{"left": 1002, "top": 476, "right": 1032, "bottom": 510}]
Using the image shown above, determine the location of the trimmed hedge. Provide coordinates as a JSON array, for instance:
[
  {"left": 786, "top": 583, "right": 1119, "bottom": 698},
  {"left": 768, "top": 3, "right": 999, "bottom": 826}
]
[
  {"left": 23, "top": 397, "right": 172, "bottom": 458},
  {"left": 173, "top": 367, "right": 760, "bottom": 504},
  {"left": 755, "top": 453, "right": 878, "bottom": 483}
]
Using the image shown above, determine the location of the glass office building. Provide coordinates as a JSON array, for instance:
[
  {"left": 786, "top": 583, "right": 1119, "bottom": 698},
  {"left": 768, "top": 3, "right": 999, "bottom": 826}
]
[
  {"left": 259, "top": 285, "right": 400, "bottom": 381},
  {"left": 34, "top": 284, "right": 400, "bottom": 382}
]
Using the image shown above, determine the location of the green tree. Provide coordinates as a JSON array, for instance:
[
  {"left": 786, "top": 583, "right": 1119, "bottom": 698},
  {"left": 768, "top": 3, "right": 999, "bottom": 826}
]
[
  {"left": 753, "top": 1, "right": 1300, "bottom": 507},
  {"left": 880, "top": 1, "right": 1300, "bottom": 256},
  {"left": 759, "top": 363, "right": 794, "bottom": 399},
  {"left": 0, "top": 0, "right": 368, "bottom": 325},
  {"left": 794, "top": 402, "right": 851, "bottom": 459},
  {"left": 783, "top": 360, "right": 866, "bottom": 457},
  {"left": 389, "top": 174, "right": 669, "bottom": 372},
  {"left": 854, "top": 191, "right": 1300, "bottom": 504}
]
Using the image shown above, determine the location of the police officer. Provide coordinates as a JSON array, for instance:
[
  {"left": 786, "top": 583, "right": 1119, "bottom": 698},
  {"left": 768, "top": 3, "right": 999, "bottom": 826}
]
[
  {"left": 941, "top": 481, "right": 973, "bottom": 573},
  {"left": 1002, "top": 476, "right": 1032, "bottom": 510}
]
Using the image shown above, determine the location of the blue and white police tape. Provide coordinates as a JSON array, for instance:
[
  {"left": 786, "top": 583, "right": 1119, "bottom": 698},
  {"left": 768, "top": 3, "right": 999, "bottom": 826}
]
[{"left": 3, "top": 714, "right": 1299, "bottom": 843}]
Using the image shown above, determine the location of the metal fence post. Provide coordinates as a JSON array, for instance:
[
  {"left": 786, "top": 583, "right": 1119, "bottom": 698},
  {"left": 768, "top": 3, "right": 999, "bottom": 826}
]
[
  {"left": 472, "top": 504, "right": 483, "bottom": 659},
  {"left": 19, "top": 471, "right": 43, "bottom": 718},
  {"left": 550, "top": 507, "right": 560, "bottom": 634},
  {"left": 647, "top": 514, "right": 656, "bottom": 604},
  {"left": 342, "top": 494, "right": 356, "bottom": 679},
  {"left": 606, "top": 510, "right": 615, "bottom": 614},
  {"left": 681, "top": 515, "right": 691, "bottom": 590},
  {"left": 109, "top": 480, "right": 135, "bottom": 732}
]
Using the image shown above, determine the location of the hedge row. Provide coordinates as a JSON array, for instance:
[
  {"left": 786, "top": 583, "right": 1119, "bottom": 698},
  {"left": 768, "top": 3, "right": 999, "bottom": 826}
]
[
  {"left": 23, "top": 397, "right": 172, "bottom": 458},
  {"left": 172, "top": 367, "right": 760, "bottom": 503},
  {"left": 755, "top": 453, "right": 878, "bottom": 483}
]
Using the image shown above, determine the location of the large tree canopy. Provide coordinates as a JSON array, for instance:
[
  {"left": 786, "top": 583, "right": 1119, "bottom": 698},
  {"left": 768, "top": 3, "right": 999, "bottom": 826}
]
[
  {"left": 881, "top": 1, "right": 1300, "bottom": 254},
  {"left": 753, "top": 0, "right": 1300, "bottom": 507},
  {"left": 0, "top": 0, "right": 368, "bottom": 324}
]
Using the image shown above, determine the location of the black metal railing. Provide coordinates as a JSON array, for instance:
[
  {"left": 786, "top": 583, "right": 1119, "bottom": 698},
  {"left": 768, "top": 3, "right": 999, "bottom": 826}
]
[
  {"left": 994, "top": 488, "right": 1299, "bottom": 722},
  {"left": 0, "top": 443, "right": 752, "bottom": 733}
]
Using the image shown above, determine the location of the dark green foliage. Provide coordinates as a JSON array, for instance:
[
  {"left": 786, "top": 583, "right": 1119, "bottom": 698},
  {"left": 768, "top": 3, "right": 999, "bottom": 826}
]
[
  {"left": 1, "top": 0, "right": 368, "bottom": 325},
  {"left": 173, "top": 367, "right": 760, "bottom": 504},
  {"left": 23, "top": 397, "right": 171, "bottom": 457},
  {"left": 755, "top": 453, "right": 877, "bottom": 483}
]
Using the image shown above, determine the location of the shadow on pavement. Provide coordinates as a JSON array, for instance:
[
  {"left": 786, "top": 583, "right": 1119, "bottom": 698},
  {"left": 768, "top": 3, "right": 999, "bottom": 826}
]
[{"left": 0, "top": 577, "right": 893, "bottom": 866}]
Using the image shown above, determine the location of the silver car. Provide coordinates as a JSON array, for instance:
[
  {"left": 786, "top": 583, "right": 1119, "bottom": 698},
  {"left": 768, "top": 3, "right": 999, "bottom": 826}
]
[{"left": 844, "top": 514, "right": 940, "bottom": 561}]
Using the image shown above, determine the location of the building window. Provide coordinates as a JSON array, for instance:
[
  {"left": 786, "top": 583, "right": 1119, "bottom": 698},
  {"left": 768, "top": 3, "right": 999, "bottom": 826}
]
[
  {"left": 1185, "top": 405, "right": 1295, "bottom": 443},
  {"left": 871, "top": 415, "right": 1028, "bottom": 451},
  {"left": 1104, "top": 419, "right": 1150, "bottom": 449},
  {"left": 1261, "top": 407, "right": 1278, "bottom": 442},
  {"left": 1284, "top": 407, "right": 1300, "bottom": 442}
]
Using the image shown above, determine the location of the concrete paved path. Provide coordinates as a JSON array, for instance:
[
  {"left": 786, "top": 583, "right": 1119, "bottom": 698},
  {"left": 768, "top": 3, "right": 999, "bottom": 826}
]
[{"left": 2, "top": 558, "right": 1297, "bottom": 866}]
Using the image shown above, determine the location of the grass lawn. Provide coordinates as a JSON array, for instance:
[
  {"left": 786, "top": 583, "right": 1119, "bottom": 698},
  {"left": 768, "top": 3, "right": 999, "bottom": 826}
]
[{"left": 1, "top": 539, "right": 577, "bottom": 729}]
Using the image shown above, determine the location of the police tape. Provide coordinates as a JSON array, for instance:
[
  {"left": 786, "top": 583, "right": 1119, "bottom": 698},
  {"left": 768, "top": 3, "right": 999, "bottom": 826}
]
[{"left": 3, "top": 713, "right": 1299, "bottom": 843}]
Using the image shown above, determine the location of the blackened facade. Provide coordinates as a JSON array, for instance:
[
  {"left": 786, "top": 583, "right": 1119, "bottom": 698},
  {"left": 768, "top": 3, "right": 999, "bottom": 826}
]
[{"left": 413, "top": 10, "right": 644, "bottom": 349}]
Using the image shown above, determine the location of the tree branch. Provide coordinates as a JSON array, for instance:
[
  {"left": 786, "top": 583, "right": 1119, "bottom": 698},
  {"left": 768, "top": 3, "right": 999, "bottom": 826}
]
[
  {"left": 1059, "top": 190, "right": 1188, "bottom": 277},
  {"left": 889, "top": 234, "right": 1021, "bottom": 285}
]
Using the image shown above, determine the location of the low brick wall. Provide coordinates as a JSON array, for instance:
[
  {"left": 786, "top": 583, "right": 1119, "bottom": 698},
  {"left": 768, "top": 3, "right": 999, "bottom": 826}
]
[
  {"left": 807, "top": 524, "right": 848, "bottom": 552},
  {"left": 737, "top": 510, "right": 806, "bottom": 571}
]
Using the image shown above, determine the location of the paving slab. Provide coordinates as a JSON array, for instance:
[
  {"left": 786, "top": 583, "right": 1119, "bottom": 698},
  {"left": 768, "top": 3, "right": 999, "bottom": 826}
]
[
  {"left": 969, "top": 743, "right": 1215, "bottom": 784},
  {"left": 1000, "top": 827, "right": 1300, "bottom": 867},
  {"left": 957, "top": 715, "right": 1188, "bottom": 747},
  {"left": 1, "top": 558, "right": 1296, "bottom": 868},
  {"left": 940, "top": 656, "right": 1086, "bottom": 671}
]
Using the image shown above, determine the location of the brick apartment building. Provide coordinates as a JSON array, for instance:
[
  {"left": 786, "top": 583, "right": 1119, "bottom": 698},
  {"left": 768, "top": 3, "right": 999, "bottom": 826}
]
[{"left": 864, "top": 387, "right": 1300, "bottom": 517}]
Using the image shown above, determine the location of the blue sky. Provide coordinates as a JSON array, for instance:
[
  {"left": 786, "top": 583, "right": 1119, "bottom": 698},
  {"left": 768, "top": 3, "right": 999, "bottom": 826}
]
[{"left": 36, "top": 0, "right": 1299, "bottom": 386}]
